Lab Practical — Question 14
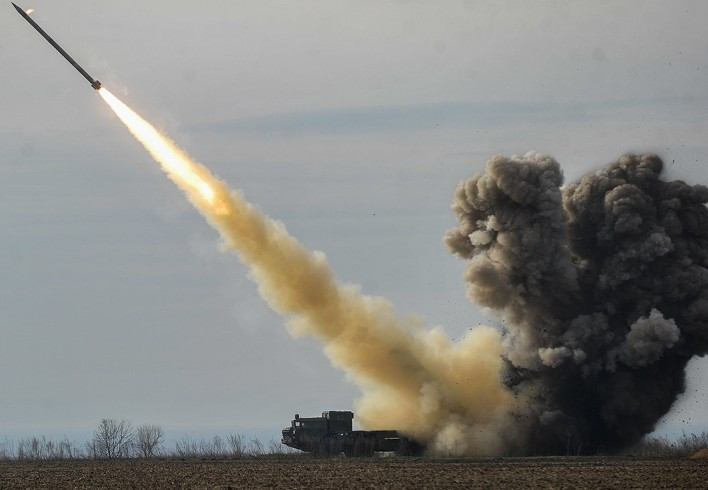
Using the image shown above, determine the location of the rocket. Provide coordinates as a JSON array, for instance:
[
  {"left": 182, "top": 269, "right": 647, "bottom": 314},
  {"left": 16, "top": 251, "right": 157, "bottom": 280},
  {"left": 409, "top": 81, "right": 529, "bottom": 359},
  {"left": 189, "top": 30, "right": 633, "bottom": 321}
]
[{"left": 12, "top": 2, "right": 101, "bottom": 90}]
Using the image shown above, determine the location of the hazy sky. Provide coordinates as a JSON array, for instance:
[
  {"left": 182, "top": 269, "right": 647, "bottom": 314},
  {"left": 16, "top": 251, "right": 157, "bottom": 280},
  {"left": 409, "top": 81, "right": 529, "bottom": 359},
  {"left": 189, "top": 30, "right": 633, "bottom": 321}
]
[{"left": 2, "top": 1, "right": 707, "bottom": 441}]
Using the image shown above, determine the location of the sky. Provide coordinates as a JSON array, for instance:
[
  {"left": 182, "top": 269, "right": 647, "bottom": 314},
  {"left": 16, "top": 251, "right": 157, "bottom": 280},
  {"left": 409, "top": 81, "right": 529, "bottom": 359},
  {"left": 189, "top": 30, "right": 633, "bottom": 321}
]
[{"left": 1, "top": 1, "right": 707, "bottom": 443}]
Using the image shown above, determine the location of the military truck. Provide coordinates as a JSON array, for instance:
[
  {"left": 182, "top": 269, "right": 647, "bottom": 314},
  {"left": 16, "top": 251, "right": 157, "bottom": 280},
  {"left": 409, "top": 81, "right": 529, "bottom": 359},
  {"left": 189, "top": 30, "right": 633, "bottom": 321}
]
[{"left": 281, "top": 411, "right": 422, "bottom": 456}]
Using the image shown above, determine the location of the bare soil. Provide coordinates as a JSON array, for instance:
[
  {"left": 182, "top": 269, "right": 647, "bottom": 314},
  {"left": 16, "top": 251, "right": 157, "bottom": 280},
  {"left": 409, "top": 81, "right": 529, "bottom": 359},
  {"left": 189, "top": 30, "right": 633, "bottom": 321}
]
[{"left": 0, "top": 456, "right": 706, "bottom": 489}]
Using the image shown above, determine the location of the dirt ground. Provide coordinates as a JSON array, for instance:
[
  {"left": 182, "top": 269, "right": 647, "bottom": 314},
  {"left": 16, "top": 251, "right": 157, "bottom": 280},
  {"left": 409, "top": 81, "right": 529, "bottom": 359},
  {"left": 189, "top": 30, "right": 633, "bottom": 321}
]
[{"left": 0, "top": 456, "right": 706, "bottom": 489}]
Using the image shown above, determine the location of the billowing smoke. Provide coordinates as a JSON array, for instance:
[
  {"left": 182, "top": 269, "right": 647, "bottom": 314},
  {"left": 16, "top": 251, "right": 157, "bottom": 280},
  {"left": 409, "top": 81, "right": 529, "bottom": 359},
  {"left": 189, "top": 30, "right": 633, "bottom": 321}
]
[{"left": 446, "top": 152, "right": 708, "bottom": 453}]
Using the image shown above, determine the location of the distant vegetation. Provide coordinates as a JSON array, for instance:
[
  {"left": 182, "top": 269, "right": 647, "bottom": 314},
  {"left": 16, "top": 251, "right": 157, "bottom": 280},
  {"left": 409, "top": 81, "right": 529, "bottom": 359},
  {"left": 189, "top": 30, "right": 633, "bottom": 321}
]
[
  {"left": 0, "top": 418, "right": 294, "bottom": 461},
  {"left": 621, "top": 432, "right": 708, "bottom": 458},
  {"left": 0, "top": 419, "right": 706, "bottom": 460}
]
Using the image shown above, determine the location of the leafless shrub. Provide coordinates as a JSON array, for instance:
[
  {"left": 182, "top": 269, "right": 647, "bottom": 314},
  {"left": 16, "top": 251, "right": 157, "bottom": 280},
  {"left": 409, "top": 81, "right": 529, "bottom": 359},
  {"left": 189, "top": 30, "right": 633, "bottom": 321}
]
[
  {"left": 679, "top": 431, "right": 708, "bottom": 454},
  {"left": 16, "top": 437, "right": 41, "bottom": 460},
  {"left": 14, "top": 436, "right": 83, "bottom": 460},
  {"left": 174, "top": 437, "right": 200, "bottom": 458},
  {"left": 227, "top": 433, "right": 246, "bottom": 458},
  {"left": 623, "top": 431, "right": 708, "bottom": 458},
  {"left": 56, "top": 438, "right": 83, "bottom": 459},
  {"left": 248, "top": 437, "right": 264, "bottom": 457},
  {"left": 199, "top": 435, "right": 227, "bottom": 457},
  {"left": 172, "top": 434, "right": 265, "bottom": 459},
  {"left": 0, "top": 439, "right": 15, "bottom": 460},
  {"left": 135, "top": 424, "right": 164, "bottom": 458},
  {"left": 267, "top": 438, "right": 294, "bottom": 456},
  {"left": 87, "top": 419, "right": 135, "bottom": 459}
]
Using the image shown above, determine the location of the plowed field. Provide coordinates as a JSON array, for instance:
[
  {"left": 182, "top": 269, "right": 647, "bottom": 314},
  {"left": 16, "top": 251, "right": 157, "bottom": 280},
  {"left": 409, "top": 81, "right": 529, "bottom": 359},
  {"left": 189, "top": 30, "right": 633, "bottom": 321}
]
[{"left": 0, "top": 456, "right": 706, "bottom": 489}]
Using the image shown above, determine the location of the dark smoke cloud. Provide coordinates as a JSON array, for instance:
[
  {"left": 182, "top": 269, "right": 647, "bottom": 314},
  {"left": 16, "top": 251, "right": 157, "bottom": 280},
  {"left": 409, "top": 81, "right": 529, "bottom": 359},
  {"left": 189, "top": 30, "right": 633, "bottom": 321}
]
[{"left": 446, "top": 152, "right": 708, "bottom": 453}]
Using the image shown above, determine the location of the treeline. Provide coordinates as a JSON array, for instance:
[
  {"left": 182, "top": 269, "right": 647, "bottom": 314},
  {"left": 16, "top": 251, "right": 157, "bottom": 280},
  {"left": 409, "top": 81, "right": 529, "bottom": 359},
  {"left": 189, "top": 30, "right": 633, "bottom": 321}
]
[{"left": 0, "top": 419, "right": 295, "bottom": 461}]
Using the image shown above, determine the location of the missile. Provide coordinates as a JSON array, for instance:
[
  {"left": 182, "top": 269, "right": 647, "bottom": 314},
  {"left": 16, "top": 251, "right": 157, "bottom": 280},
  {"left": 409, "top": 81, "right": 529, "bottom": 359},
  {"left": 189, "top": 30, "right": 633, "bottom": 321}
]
[{"left": 12, "top": 2, "right": 101, "bottom": 90}]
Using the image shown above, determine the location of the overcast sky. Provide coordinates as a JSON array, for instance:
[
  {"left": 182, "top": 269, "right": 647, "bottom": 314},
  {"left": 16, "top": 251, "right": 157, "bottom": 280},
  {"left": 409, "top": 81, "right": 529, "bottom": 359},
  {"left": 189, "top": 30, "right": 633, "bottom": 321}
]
[{"left": 2, "top": 1, "right": 707, "bottom": 442}]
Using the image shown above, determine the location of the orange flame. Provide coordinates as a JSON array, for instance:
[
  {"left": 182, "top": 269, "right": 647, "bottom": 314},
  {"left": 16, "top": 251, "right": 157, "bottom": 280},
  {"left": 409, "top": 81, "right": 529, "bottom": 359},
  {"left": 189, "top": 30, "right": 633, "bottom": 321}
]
[{"left": 25, "top": 8, "right": 34, "bottom": 14}]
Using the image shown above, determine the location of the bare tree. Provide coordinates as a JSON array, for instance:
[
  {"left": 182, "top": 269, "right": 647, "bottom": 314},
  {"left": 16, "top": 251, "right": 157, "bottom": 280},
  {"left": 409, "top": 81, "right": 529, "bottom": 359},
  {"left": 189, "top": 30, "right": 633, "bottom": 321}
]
[
  {"left": 88, "top": 419, "right": 134, "bottom": 459},
  {"left": 135, "top": 424, "right": 164, "bottom": 458}
]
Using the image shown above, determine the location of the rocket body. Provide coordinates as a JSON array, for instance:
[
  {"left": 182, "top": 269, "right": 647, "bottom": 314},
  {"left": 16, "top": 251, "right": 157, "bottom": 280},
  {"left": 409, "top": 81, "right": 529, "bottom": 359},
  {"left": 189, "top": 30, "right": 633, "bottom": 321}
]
[{"left": 12, "top": 2, "right": 101, "bottom": 90}]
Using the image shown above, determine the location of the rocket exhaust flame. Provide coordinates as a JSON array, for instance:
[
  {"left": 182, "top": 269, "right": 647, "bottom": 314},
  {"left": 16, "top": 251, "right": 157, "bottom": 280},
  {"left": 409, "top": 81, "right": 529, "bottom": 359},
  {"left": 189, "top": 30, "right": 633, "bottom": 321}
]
[
  {"left": 98, "top": 88, "right": 516, "bottom": 455},
  {"left": 99, "top": 89, "right": 216, "bottom": 205}
]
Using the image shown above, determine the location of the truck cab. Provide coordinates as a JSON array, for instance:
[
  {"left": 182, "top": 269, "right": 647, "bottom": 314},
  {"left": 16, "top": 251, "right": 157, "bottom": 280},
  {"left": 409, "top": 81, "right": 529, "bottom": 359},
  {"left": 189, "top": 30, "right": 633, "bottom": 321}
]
[{"left": 281, "top": 411, "right": 353, "bottom": 453}]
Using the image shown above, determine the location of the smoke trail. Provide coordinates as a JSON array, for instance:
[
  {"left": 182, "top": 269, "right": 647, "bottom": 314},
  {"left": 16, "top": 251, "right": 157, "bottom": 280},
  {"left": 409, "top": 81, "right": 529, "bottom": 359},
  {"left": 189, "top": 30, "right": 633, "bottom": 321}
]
[
  {"left": 98, "top": 88, "right": 517, "bottom": 455},
  {"left": 446, "top": 151, "right": 708, "bottom": 453}
]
